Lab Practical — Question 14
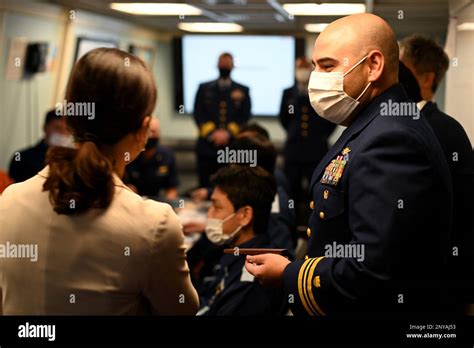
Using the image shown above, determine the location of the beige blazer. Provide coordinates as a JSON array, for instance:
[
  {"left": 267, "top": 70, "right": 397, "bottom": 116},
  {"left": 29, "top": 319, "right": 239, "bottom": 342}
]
[{"left": 0, "top": 166, "right": 198, "bottom": 315}]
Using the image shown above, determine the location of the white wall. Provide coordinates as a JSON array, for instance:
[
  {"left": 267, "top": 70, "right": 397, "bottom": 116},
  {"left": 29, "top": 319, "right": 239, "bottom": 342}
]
[
  {"left": 0, "top": 1, "right": 65, "bottom": 170},
  {"left": 445, "top": 0, "right": 474, "bottom": 145}
]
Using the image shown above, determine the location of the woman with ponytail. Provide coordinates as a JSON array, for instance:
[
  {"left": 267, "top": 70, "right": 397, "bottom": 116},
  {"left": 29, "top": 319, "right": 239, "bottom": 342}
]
[{"left": 0, "top": 48, "right": 199, "bottom": 315}]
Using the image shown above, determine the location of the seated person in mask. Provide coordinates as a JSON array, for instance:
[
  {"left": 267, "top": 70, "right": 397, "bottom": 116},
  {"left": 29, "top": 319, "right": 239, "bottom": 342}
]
[
  {"left": 230, "top": 135, "right": 296, "bottom": 255},
  {"left": 186, "top": 132, "right": 296, "bottom": 284},
  {"left": 8, "top": 109, "right": 72, "bottom": 183},
  {"left": 197, "top": 165, "right": 285, "bottom": 316},
  {"left": 125, "top": 117, "right": 179, "bottom": 201}
]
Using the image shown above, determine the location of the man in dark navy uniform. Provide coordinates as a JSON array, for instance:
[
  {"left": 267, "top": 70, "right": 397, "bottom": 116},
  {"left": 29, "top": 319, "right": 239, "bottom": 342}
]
[
  {"left": 279, "top": 57, "right": 335, "bottom": 223},
  {"left": 245, "top": 14, "right": 453, "bottom": 315},
  {"left": 399, "top": 36, "right": 474, "bottom": 308},
  {"left": 197, "top": 165, "right": 285, "bottom": 316},
  {"left": 8, "top": 109, "right": 70, "bottom": 183},
  {"left": 125, "top": 118, "right": 179, "bottom": 201},
  {"left": 193, "top": 52, "right": 251, "bottom": 187}
]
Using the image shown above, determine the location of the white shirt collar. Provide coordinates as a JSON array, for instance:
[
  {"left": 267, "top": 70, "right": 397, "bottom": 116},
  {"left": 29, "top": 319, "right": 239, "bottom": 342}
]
[{"left": 417, "top": 100, "right": 428, "bottom": 110}]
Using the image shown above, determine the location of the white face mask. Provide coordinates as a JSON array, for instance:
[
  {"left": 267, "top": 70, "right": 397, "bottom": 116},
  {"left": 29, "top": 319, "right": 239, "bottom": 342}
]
[
  {"left": 308, "top": 55, "right": 371, "bottom": 124},
  {"left": 48, "top": 133, "right": 75, "bottom": 148},
  {"left": 205, "top": 212, "right": 242, "bottom": 246},
  {"left": 295, "top": 68, "right": 311, "bottom": 83}
]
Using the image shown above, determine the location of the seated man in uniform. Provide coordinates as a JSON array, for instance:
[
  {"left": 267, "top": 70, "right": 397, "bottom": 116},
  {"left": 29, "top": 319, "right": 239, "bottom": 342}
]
[
  {"left": 197, "top": 165, "right": 285, "bottom": 316},
  {"left": 125, "top": 118, "right": 179, "bottom": 201},
  {"left": 8, "top": 109, "right": 70, "bottom": 183},
  {"left": 186, "top": 134, "right": 295, "bottom": 286}
]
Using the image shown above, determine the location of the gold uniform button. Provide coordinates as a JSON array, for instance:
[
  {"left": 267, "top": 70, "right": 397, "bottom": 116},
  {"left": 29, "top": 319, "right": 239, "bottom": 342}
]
[
  {"left": 219, "top": 101, "right": 227, "bottom": 107},
  {"left": 319, "top": 211, "right": 325, "bottom": 220},
  {"left": 306, "top": 227, "right": 311, "bottom": 237},
  {"left": 305, "top": 255, "right": 309, "bottom": 260},
  {"left": 301, "top": 122, "right": 308, "bottom": 129},
  {"left": 314, "top": 276, "right": 321, "bottom": 288},
  {"left": 309, "top": 200, "right": 314, "bottom": 210},
  {"left": 301, "top": 114, "right": 309, "bottom": 121},
  {"left": 302, "top": 106, "right": 308, "bottom": 113},
  {"left": 323, "top": 190, "right": 329, "bottom": 199}
]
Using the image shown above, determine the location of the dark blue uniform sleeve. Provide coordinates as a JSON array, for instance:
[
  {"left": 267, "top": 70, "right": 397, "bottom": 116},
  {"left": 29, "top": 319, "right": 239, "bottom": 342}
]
[
  {"left": 166, "top": 151, "right": 179, "bottom": 188},
  {"left": 283, "top": 127, "right": 450, "bottom": 315},
  {"left": 279, "top": 89, "right": 291, "bottom": 130},
  {"left": 238, "top": 86, "right": 251, "bottom": 125},
  {"left": 193, "top": 83, "right": 216, "bottom": 138}
]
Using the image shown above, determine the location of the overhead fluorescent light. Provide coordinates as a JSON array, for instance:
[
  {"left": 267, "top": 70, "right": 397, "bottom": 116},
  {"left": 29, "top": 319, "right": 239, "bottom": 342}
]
[
  {"left": 110, "top": 3, "right": 202, "bottom": 16},
  {"left": 178, "top": 22, "right": 243, "bottom": 33},
  {"left": 305, "top": 23, "right": 329, "bottom": 33},
  {"left": 457, "top": 22, "right": 474, "bottom": 31},
  {"left": 283, "top": 3, "right": 366, "bottom": 16}
]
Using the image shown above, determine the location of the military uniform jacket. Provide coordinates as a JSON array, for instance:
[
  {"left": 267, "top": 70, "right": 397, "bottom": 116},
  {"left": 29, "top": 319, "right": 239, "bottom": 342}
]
[
  {"left": 198, "top": 234, "right": 285, "bottom": 316},
  {"left": 279, "top": 85, "right": 335, "bottom": 164},
  {"left": 283, "top": 84, "right": 453, "bottom": 315},
  {"left": 193, "top": 79, "right": 251, "bottom": 158}
]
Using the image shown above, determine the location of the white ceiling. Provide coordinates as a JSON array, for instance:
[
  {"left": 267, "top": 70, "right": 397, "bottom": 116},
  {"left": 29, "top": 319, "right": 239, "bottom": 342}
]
[{"left": 47, "top": 0, "right": 450, "bottom": 40}]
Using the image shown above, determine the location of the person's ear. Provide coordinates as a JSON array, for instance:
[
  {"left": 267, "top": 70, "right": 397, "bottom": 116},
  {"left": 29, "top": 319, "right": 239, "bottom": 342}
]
[
  {"left": 366, "top": 50, "right": 384, "bottom": 83},
  {"left": 135, "top": 116, "right": 151, "bottom": 150},
  {"left": 420, "top": 72, "right": 435, "bottom": 91},
  {"left": 238, "top": 206, "right": 253, "bottom": 228}
]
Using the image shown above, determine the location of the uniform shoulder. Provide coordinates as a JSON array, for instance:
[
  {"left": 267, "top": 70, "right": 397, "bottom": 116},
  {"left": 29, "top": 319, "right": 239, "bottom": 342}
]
[
  {"left": 199, "top": 80, "right": 217, "bottom": 89},
  {"left": 283, "top": 86, "right": 296, "bottom": 95},
  {"left": 156, "top": 144, "right": 174, "bottom": 157},
  {"left": 425, "top": 105, "right": 470, "bottom": 137},
  {"left": 232, "top": 81, "right": 250, "bottom": 91},
  {"left": 366, "top": 112, "right": 436, "bottom": 152},
  {"left": 11, "top": 142, "right": 43, "bottom": 159}
]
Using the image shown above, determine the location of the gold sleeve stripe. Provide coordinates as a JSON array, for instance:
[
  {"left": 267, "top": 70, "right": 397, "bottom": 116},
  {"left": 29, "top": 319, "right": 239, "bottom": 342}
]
[
  {"left": 297, "top": 258, "right": 317, "bottom": 316},
  {"left": 307, "top": 256, "right": 326, "bottom": 316},
  {"left": 200, "top": 121, "right": 216, "bottom": 137},
  {"left": 227, "top": 122, "right": 240, "bottom": 136},
  {"left": 302, "top": 258, "right": 320, "bottom": 316}
]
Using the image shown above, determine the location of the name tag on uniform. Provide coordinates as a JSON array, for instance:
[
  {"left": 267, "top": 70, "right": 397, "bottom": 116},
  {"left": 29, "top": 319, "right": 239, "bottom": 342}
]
[{"left": 320, "top": 147, "right": 350, "bottom": 186}]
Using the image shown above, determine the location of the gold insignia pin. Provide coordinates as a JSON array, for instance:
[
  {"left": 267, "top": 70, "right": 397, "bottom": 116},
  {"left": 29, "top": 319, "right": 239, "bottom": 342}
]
[{"left": 342, "top": 147, "right": 351, "bottom": 155}]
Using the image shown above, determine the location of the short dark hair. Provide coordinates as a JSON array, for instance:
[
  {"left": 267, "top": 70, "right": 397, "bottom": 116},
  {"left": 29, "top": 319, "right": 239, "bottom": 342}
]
[
  {"left": 400, "top": 35, "right": 450, "bottom": 93},
  {"left": 239, "top": 122, "right": 270, "bottom": 140},
  {"left": 44, "top": 109, "right": 61, "bottom": 128},
  {"left": 219, "top": 52, "right": 233, "bottom": 61},
  {"left": 230, "top": 135, "right": 276, "bottom": 174},
  {"left": 211, "top": 165, "right": 276, "bottom": 234}
]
